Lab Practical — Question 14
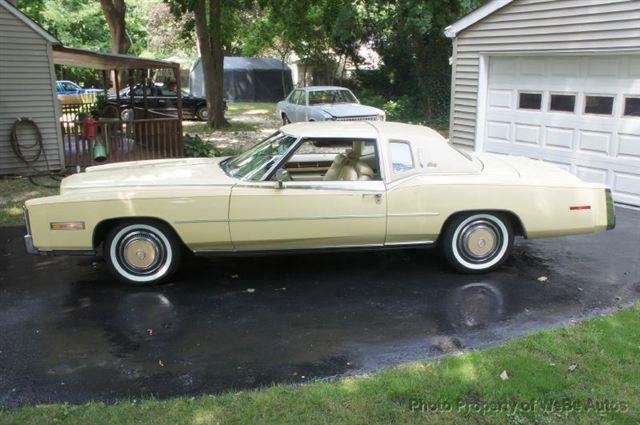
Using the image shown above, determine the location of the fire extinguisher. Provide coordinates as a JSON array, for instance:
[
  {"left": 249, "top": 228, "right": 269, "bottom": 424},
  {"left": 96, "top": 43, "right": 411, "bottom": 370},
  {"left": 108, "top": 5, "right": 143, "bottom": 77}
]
[{"left": 82, "top": 116, "right": 107, "bottom": 162}]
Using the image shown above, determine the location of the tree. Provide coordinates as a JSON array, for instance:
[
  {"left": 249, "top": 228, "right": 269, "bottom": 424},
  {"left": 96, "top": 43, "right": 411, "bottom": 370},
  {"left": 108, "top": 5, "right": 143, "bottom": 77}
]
[
  {"left": 99, "top": 0, "right": 130, "bottom": 54},
  {"left": 193, "top": 0, "right": 227, "bottom": 128}
]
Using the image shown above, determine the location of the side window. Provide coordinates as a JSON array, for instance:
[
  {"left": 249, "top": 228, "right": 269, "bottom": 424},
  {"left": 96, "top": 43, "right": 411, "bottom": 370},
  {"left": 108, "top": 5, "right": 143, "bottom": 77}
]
[
  {"left": 288, "top": 90, "right": 297, "bottom": 103},
  {"left": 624, "top": 97, "right": 640, "bottom": 117},
  {"left": 389, "top": 141, "right": 414, "bottom": 174},
  {"left": 278, "top": 139, "right": 380, "bottom": 182}
]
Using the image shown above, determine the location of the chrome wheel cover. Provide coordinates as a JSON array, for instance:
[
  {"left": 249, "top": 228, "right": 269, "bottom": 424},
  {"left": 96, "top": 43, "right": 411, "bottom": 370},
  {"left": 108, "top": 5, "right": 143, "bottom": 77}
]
[
  {"left": 110, "top": 224, "right": 173, "bottom": 283},
  {"left": 451, "top": 214, "right": 509, "bottom": 270},
  {"left": 458, "top": 220, "right": 501, "bottom": 263}
]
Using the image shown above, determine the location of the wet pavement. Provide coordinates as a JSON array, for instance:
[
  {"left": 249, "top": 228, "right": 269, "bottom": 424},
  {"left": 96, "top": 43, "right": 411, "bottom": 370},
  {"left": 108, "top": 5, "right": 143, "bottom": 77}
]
[{"left": 1, "top": 207, "right": 639, "bottom": 408}]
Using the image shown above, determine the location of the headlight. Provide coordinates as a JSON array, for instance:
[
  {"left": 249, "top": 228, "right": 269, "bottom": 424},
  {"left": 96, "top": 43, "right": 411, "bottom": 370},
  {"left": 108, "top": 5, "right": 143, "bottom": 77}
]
[{"left": 377, "top": 114, "right": 386, "bottom": 121}]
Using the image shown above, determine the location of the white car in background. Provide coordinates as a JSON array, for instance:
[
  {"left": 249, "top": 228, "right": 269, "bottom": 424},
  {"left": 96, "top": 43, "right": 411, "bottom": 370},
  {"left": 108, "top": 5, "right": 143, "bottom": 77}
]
[{"left": 276, "top": 86, "right": 385, "bottom": 124}]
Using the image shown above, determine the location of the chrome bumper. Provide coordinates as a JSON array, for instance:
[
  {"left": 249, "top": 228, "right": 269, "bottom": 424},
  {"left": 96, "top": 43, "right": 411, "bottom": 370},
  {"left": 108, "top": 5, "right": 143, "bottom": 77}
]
[{"left": 24, "top": 234, "right": 39, "bottom": 255}]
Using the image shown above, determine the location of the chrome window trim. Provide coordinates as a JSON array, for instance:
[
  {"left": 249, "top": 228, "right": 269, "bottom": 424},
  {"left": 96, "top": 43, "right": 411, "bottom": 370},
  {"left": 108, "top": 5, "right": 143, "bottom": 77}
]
[{"left": 257, "top": 136, "right": 385, "bottom": 183}]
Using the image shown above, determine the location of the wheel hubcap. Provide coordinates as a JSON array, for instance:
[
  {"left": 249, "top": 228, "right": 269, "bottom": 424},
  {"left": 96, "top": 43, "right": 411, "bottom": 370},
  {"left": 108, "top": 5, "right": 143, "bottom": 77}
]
[
  {"left": 458, "top": 220, "right": 501, "bottom": 263},
  {"left": 119, "top": 231, "right": 165, "bottom": 275}
]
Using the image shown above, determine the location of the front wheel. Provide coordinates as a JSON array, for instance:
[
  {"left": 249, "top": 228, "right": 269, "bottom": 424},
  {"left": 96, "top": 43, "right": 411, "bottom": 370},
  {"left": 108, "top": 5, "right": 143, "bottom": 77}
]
[
  {"left": 105, "top": 221, "right": 182, "bottom": 285},
  {"left": 441, "top": 212, "right": 513, "bottom": 274},
  {"left": 196, "top": 106, "right": 209, "bottom": 121},
  {"left": 282, "top": 113, "right": 291, "bottom": 125}
]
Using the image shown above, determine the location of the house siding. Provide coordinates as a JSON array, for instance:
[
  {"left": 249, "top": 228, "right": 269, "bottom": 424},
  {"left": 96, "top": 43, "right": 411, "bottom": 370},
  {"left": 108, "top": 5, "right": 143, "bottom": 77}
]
[
  {"left": 0, "top": 5, "right": 63, "bottom": 174},
  {"left": 449, "top": 0, "right": 640, "bottom": 148}
]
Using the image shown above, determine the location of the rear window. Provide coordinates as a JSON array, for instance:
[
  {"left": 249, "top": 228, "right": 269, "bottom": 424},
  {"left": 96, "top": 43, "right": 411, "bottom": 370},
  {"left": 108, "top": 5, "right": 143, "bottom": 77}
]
[{"left": 389, "top": 141, "right": 414, "bottom": 173}]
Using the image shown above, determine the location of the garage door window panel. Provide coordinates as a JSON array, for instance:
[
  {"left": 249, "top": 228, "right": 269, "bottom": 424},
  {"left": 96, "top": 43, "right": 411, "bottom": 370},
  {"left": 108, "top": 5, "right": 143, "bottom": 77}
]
[
  {"left": 584, "top": 95, "right": 614, "bottom": 116},
  {"left": 518, "top": 92, "right": 542, "bottom": 110},
  {"left": 624, "top": 97, "right": 640, "bottom": 117},
  {"left": 549, "top": 94, "right": 576, "bottom": 113}
]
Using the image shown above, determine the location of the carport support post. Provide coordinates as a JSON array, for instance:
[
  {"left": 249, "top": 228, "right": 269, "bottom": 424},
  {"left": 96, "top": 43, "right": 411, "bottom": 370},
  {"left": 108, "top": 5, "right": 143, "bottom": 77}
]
[
  {"left": 114, "top": 69, "right": 122, "bottom": 119},
  {"left": 174, "top": 66, "right": 184, "bottom": 155}
]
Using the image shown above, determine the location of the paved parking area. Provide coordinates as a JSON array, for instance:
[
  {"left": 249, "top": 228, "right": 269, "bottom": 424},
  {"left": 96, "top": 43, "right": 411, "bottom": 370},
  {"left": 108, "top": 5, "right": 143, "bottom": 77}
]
[{"left": 1, "top": 207, "right": 638, "bottom": 408}]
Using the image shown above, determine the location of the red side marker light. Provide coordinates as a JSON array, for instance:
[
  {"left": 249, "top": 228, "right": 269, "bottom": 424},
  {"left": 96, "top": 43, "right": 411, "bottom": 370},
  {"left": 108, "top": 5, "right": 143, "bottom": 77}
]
[{"left": 569, "top": 205, "right": 591, "bottom": 211}]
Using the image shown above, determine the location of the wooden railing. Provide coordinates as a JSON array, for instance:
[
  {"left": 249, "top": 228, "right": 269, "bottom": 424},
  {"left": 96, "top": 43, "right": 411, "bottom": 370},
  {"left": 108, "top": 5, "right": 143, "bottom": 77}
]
[{"left": 61, "top": 116, "right": 183, "bottom": 167}]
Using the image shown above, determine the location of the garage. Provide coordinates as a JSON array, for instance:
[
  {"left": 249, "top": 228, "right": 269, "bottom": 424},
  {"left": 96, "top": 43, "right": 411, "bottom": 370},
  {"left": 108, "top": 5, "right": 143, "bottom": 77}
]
[
  {"left": 483, "top": 55, "right": 640, "bottom": 206},
  {"left": 445, "top": 0, "right": 640, "bottom": 206}
]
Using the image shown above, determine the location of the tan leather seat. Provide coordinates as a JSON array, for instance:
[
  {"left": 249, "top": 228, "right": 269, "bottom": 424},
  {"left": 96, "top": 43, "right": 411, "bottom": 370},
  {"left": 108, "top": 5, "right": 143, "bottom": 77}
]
[{"left": 323, "top": 141, "right": 375, "bottom": 181}]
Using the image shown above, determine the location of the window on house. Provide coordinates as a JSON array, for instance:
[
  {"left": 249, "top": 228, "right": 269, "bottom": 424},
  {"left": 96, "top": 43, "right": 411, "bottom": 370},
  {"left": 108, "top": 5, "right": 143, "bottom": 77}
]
[
  {"left": 549, "top": 94, "right": 576, "bottom": 112},
  {"left": 584, "top": 96, "right": 614, "bottom": 115},
  {"left": 518, "top": 92, "right": 542, "bottom": 110},
  {"left": 624, "top": 97, "right": 640, "bottom": 117},
  {"left": 389, "top": 141, "right": 414, "bottom": 173}
]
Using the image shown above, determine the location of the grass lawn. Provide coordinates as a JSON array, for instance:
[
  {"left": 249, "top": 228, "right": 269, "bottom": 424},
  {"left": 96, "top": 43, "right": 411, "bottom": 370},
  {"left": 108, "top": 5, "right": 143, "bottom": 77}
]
[
  {"left": 2, "top": 303, "right": 638, "bottom": 424},
  {"left": 0, "top": 177, "right": 58, "bottom": 226}
]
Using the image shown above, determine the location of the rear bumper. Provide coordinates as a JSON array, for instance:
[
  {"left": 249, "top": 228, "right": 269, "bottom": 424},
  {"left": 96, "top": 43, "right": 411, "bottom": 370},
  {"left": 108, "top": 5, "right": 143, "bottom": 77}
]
[{"left": 606, "top": 189, "right": 616, "bottom": 230}]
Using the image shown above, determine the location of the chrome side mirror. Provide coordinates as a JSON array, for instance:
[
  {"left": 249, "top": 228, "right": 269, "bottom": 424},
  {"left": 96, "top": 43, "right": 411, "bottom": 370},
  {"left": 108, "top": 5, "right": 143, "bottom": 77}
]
[{"left": 275, "top": 168, "right": 289, "bottom": 189}]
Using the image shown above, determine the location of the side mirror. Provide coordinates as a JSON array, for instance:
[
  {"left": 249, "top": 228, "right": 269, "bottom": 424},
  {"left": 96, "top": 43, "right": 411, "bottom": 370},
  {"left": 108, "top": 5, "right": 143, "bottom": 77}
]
[{"left": 275, "top": 168, "right": 289, "bottom": 189}]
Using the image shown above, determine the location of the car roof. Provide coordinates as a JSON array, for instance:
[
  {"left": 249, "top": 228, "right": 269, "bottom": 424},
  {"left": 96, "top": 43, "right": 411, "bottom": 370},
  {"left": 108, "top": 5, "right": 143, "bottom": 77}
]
[
  {"left": 280, "top": 121, "right": 446, "bottom": 143},
  {"left": 281, "top": 121, "right": 378, "bottom": 139}
]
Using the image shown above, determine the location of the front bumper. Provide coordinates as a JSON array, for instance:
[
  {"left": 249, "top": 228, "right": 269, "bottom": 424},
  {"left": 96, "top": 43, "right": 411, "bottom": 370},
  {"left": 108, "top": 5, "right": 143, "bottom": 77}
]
[{"left": 24, "top": 234, "right": 39, "bottom": 255}]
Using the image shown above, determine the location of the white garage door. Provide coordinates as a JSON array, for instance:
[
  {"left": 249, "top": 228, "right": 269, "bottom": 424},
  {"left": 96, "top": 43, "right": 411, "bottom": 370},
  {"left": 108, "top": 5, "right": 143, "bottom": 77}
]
[{"left": 483, "top": 55, "right": 640, "bottom": 206}]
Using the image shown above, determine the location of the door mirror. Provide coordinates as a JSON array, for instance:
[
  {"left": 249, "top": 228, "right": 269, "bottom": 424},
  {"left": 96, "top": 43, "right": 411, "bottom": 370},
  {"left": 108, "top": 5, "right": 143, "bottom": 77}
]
[{"left": 275, "top": 168, "right": 289, "bottom": 189}]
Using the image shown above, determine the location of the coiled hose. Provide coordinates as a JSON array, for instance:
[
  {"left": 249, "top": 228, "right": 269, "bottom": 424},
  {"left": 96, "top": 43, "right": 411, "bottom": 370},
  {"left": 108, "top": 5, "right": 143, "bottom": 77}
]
[{"left": 10, "top": 117, "right": 60, "bottom": 187}]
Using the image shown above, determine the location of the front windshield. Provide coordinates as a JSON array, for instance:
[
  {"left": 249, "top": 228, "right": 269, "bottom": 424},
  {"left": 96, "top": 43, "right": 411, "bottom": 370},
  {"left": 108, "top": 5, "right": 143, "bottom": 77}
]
[
  {"left": 308, "top": 89, "right": 357, "bottom": 105},
  {"left": 222, "top": 132, "right": 298, "bottom": 180}
]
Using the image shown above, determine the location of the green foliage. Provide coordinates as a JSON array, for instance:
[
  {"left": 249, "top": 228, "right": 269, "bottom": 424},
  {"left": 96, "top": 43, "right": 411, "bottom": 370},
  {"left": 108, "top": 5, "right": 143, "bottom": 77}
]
[{"left": 183, "top": 134, "right": 239, "bottom": 158}]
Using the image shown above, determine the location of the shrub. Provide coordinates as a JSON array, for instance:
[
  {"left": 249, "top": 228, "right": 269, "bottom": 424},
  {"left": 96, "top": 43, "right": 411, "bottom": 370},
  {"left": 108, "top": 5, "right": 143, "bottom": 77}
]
[{"left": 183, "top": 134, "right": 240, "bottom": 158}]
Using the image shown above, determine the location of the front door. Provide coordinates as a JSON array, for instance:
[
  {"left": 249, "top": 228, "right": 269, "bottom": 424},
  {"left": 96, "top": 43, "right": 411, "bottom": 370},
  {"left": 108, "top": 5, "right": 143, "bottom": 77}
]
[{"left": 229, "top": 180, "right": 386, "bottom": 250}]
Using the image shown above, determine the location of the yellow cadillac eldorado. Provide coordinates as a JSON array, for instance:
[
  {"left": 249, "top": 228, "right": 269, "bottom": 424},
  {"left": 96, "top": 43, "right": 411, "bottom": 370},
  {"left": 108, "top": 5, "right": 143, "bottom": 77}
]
[{"left": 24, "top": 121, "right": 616, "bottom": 285}]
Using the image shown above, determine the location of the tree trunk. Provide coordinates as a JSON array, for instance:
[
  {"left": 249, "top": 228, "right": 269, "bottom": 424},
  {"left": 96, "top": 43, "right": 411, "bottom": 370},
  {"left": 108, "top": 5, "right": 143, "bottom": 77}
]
[
  {"left": 100, "top": 0, "right": 130, "bottom": 89},
  {"left": 194, "top": 0, "right": 227, "bottom": 129}
]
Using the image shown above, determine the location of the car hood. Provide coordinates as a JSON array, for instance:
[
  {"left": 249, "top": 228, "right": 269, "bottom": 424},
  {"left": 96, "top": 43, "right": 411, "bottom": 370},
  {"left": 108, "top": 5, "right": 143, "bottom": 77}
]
[
  {"left": 318, "top": 103, "right": 383, "bottom": 117},
  {"left": 60, "top": 157, "right": 237, "bottom": 194}
]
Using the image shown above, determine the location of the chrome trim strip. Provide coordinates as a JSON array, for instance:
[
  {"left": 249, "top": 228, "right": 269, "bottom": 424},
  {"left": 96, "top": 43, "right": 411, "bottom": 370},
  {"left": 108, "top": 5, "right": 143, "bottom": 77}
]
[
  {"left": 386, "top": 174, "right": 423, "bottom": 190},
  {"left": 232, "top": 214, "right": 386, "bottom": 222},
  {"left": 234, "top": 181, "right": 386, "bottom": 192},
  {"left": 176, "top": 213, "right": 387, "bottom": 225},
  {"left": 388, "top": 212, "right": 440, "bottom": 217},
  {"left": 193, "top": 240, "right": 435, "bottom": 255},
  {"left": 64, "top": 183, "right": 232, "bottom": 190},
  {"left": 174, "top": 219, "right": 228, "bottom": 224},
  {"left": 194, "top": 243, "right": 384, "bottom": 254},
  {"left": 384, "top": 240, "right": 434, "bottom": 246}
]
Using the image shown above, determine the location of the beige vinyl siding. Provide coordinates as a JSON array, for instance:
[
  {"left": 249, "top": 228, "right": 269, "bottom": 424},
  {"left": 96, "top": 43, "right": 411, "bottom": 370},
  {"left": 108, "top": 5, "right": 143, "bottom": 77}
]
[
  {"left": 449, "top": 0, "right": 640, "bottom": 148},
  {"left": 0, "top": 5, "right": 63, "bottom": 175}
]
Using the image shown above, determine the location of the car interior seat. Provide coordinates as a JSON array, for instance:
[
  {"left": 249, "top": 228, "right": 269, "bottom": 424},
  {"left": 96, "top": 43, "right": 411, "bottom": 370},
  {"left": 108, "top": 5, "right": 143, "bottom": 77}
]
[{"left": 323, "top": 141, "right": 375, "bottom": 181}]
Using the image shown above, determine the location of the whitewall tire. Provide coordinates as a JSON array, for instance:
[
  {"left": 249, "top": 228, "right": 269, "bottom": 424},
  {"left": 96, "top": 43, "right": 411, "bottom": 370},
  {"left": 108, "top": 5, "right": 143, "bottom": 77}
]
[
  {"left": 441, "top": 213, "right": 513, "bottom": 273},
  {"left": 105, "top": 222, "right": 181, "bottom": 285}
]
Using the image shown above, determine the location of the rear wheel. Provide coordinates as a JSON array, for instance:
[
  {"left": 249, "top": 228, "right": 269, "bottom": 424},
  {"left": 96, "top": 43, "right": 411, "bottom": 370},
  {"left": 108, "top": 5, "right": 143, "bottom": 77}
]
[
  {"left": 441, "top": 212, "right": 513, "bottom": 273},
  {"left": 105, "top": 221, "right": 181, "bottom": 285}
]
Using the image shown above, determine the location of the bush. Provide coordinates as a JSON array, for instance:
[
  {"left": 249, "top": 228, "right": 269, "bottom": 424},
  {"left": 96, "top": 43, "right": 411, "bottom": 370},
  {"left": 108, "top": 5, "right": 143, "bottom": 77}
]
[{"left": 183, "top": 134, "right": 240, "bottom": 158}]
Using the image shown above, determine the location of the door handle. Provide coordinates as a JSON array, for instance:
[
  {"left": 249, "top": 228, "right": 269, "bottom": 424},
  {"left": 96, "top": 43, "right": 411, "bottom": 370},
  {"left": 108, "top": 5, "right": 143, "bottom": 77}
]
[{"left": 362, "top": 193, "right": 383, "bottom": 204}]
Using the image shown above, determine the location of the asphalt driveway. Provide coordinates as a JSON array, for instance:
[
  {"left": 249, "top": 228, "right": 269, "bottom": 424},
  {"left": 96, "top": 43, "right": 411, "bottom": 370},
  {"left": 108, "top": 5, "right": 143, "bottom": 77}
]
[{"left": 1, "top": 207, "right": 639, "bottom": 408}]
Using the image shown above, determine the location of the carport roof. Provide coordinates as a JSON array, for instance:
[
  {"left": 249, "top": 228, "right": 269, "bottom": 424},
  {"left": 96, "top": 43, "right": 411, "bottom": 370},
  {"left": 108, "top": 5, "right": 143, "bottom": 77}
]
[{"left": 52, "top": 45, "right": 179, "bottom": 70}]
